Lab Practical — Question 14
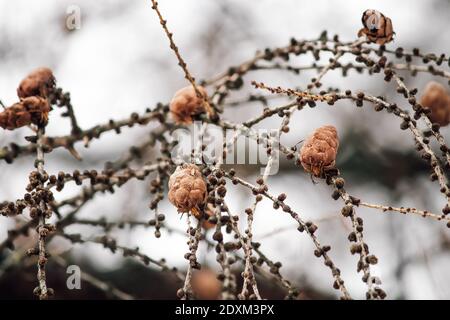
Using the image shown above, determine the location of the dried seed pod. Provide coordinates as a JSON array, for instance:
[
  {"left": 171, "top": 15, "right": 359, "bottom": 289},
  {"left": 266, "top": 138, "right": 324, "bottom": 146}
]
[
  {"left": 420, "top": 81, "right": 450, "bottom": 126},
  {"left": 191, "top": 269, "right": 221, "bottom": 300},
  {"left": 169, "top": 86, "right": 207, "bottom": 124},
  {"left": 357, "top": 9, "right": 394, "bottom": 45},
  {"left": 300, "top": 125, "right": 339, "bottom": 177},
  {"left": 17, "top": 67, "right": 56, "bottom": 99},
  {"left": 168, "top": 163, "right": 207, "bottom": 217},
  {"left": 0, "top": 97, "right": 51, "bottom": 130}
]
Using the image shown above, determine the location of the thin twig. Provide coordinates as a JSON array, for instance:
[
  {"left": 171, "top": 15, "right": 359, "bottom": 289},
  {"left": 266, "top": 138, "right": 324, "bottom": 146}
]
[
  {"left": 35, "top": 127, "right": 51, "bottom": 299},
  {"left": 149, "top": 0, "right": 213, "bottom": 116}
]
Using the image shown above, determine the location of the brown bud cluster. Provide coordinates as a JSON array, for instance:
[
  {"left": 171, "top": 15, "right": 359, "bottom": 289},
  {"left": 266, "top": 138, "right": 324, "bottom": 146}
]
[
  {"left": 358, "top": 9, "right": 394, "bottom": 45},
  {"left": 169, "top": 86, "right": 207, "bottom": 124},
  {"left": 0, "top": 97, "right": 51, "bottom": 130},
  {"left": 17, "top": 67, "right": 56, "bottom": 99},
  {"left": 300, "top": 125, "right": 339, "bottom": 177},
  {"left": 202, "top": 204, "right": 216, "bottom": 230},
  {"left": 420, "top": 81, "right": 450, "bottom": 126},
  {"left": 168, "top": 164, "right": 207, "bottom": 217}
]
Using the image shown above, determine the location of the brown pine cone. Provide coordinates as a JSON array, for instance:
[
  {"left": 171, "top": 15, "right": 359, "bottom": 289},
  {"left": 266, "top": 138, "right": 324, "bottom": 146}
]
[
  {"left": 357, "top": 9, "right": 394, "bottom": 45},
  {"left": 420, "top": 81, "right": 450, "bottom": 126},
  {"left": 17, "top": 67, "right": 56, "bottom": 99},
  {"left": 0, "top": 97, "right": 51, "bottom": 130},
  {"left": 169, "top": 86, "right": 207, "bottom": 124},
  {"left": 300, "top": 125, "right": 339, "bottom": 177},
  {"left": 168, "top": 164, "right": 207, "bottom": 217},
  {"left": 191, "top": 269, "right": 221, "bottom": 300}
]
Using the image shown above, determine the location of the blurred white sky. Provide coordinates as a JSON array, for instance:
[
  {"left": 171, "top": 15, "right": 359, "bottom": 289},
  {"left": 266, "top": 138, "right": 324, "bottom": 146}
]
[{"left": 1, "top": 0, "right": 450, "bottom": 299}]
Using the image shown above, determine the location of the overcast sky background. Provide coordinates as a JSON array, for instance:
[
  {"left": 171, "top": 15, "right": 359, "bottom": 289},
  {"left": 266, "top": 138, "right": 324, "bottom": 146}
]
[{"left": 1, "top": 0, "right": 450, "bottom": 299}]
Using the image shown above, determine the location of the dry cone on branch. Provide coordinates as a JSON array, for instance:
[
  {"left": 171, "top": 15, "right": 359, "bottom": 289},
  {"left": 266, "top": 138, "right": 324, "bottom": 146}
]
[
  {"left": 17, "top": 67, "right": 56, "bottom": 99},
  {"left": 168, "top": 163, "right": 207, "bottom": 218},
  {"left": 0, "top": 97, "right": 51, "bottom": 130},
  {"left": 358, "top": 9, "right": 394, "bottom": 45},
  {"left": 191, "top": 269, "right": 222, "bottom": 300},
  {"left": 300, "top": 125, "right": 339, "bottom": 178},
  {"left": 169, "top": 86, "right": 208, "bottom": 124},
  {"left": 420, "top": 81, "right": 450, "bottom": 127}
]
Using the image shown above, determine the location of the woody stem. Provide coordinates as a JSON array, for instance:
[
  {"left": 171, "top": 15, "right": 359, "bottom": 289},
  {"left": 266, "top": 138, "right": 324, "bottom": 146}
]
[{"left": 36, "top": 126, "right": 49, "bottom": 299}]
